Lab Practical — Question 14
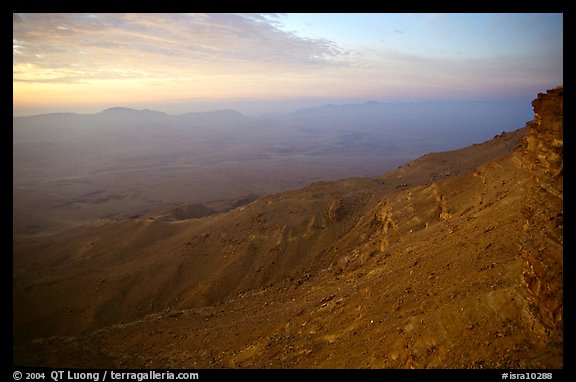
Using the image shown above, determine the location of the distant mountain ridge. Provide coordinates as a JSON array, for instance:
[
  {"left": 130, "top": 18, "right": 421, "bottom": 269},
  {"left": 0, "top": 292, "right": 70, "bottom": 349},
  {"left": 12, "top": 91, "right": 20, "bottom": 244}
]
[
  {"left": 14, "top": 99, "right": 532, "bottom": 159},
  {"left": 14, "top": 98, "right": 530, "bottom": 122},
  {"left": 13, "top": 107, "right": 248, "bottom": 128},
  {"left": 98, "top": 106, "right": 168, "bottom": 116},
  {"left": 14, "top": 106, "right": 246, "bottom": 118}
]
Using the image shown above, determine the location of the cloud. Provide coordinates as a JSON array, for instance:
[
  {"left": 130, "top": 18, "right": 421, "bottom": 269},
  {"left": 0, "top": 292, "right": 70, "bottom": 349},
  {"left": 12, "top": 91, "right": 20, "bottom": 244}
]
[
  {"left": 13, "top": 13, "right": 562, "bottom": 105},
  {"left": 349, "top": 44, "right": 563, "bottom": 100},
  {"left": 12, "top": 13, "right": 349, "bottom": 85}
]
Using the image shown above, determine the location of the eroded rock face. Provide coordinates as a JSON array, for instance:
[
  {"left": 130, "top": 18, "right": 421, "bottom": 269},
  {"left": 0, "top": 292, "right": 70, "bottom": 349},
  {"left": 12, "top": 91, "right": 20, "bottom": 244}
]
[
  {"left": 521, "top": 86, "right": 563, "bottom": 243},
  {"left": 524, "top": 86, "right": 563, "bottom": 179},
  {"left": 518, "top": 87, "right": 563, "bottom": 365}
]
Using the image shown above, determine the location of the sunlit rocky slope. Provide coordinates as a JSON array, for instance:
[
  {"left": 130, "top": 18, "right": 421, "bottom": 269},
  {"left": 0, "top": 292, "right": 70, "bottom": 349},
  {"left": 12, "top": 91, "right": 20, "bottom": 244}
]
[{"left": 13, "top": 87, "right": 562, "bottom": 368}]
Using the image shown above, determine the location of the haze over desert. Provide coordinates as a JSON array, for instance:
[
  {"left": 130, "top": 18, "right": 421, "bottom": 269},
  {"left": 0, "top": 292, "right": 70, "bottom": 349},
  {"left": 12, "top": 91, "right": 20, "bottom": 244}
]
[{"left": 13, "top": 13, "right": 563, "bottom": 374}]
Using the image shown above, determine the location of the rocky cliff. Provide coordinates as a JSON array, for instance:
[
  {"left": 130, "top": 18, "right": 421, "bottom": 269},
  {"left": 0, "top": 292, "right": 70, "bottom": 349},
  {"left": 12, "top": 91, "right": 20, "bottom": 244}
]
[
  {"left": 524, "top": 86, "right": 563, "bottom": 178},
  {"left": 518, "top": 87, "right": 563, "bottom": 363}
]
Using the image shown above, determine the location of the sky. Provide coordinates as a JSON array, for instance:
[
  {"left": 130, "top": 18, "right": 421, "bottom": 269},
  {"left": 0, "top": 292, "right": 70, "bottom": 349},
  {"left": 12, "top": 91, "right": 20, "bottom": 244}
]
[{"left": 13, "top": 13, "right": 563, "bottom": 116}]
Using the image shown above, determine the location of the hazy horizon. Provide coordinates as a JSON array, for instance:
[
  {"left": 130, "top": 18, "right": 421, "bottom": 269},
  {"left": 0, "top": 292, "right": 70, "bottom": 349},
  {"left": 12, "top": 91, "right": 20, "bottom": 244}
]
[
  {"left": 13, "top": 95, "right": 540, "bottom": 118},
  {"left": 13, "top": 13, "right": 562, "bottom": 117}
]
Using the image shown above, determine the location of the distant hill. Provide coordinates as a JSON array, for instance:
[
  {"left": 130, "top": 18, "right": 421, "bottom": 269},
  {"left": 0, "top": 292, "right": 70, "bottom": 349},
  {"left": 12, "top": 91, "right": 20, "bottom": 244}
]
[
  {"left": 13, "top": 107, "right": 248, "bottom": 131},
  {"left": 285, "top": 99, "right": 532, "bottom": 149}
]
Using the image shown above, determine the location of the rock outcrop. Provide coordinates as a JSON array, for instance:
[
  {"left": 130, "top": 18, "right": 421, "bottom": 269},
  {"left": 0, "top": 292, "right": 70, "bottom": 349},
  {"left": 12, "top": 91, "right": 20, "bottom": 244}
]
[
  {"left": 517, "top": 87, "right": 563, "bottom": 366},
  {"left": 524, "top": 86, "right": 563, "bottom": 178}
]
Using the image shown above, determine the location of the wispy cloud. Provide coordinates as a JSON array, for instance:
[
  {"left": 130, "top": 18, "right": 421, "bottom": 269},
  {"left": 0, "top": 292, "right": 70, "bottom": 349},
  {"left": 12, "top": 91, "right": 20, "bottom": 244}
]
[
  {"left": 13, "top": 13, "right": 563, "bottom": 113},
  {"left": 13, "top": 13, "right": 349, "bottom": 84}
]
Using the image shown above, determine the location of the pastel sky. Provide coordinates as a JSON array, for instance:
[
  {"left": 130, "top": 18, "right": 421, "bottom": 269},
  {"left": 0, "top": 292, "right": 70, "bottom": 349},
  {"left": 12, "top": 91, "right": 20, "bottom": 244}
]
[{"left": 13, "top": 13, "right": 563, "bottom": 116}]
